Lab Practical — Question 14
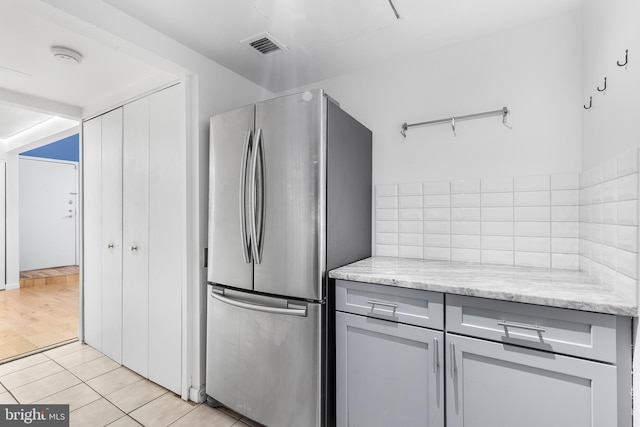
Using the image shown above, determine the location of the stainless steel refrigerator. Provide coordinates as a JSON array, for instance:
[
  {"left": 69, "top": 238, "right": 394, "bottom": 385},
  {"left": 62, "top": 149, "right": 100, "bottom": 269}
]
[{"left": 206, "top": 89, "right": 371, "bottom": 427}]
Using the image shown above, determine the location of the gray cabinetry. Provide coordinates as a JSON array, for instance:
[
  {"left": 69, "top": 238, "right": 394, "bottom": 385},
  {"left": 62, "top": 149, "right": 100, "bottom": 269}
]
[
  {"left": 335, "top": 281, "right": 632, "bottom": 427},
  {"left": 335, "top": 280, "right": 444, "bottom": 427}
]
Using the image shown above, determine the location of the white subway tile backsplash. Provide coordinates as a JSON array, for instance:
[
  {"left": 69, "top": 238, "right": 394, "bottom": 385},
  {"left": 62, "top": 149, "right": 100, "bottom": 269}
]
[
  {"left": 423, "top": 181, "right": 450, "bottom": 195},
  {"left": 514, "top": 175, "right": 550, "bottom": 192},
  {"left": 590, "top": 183, "right": 604, "bottom": 204},
  {"left": 617, "top": 226, "right": 638, "bottom": 253},
  {"left": 451, "top": 248, "right": 481, "bottom": 263},
  {"left": 424, "top": 247, "right": 450, "bottom": 261},
  {"left": 617, "top": 200, "right": 638, "bottom": 226},
  {"left": 376, "top": 221, "right": 398, "bottom": 233},
  {"left": 399, "top": 182, "right": 423, "bottom": 196},
  {"left": 617, "top": 174, "right": 638, "bottom": 201},
  {"left": 590, "top": 204, "right": 604, "bottom": 223},
  {"left": 452, "top": 221, "right": 481, "bottom": 235},
  {"left": 424, "top": 221, "right": 451, "bottom": 234},
  {"left": 551, "top": 206, "right": 580, "bottom": 222},
  {"left": 481, "top": 177, "right": 514, "bottom": 193},
  {"left": 482, "top": 250, "right": 514, "bottom": 266},
  {"left": 551, "top": 190, "right": 580, "bottom": 206},
  {"left": 515, "top": 251, "right": 551, "bottom": 268},
  {"left": 551, "top": 253, "right": 580, "bottom": 270},
  {"left": 603, "top": 202, "right": 617, "bottom": 225},
  {"left": 514, "top": 191, "right": 550, "bottom": 207},
  {"left": 451, "top": 234, "right": 481, "bottom": 249},
  {"left": 376, "top": 233, "right": 398, "bottom": 245},
  {"left": 617, "top": 249, "right": 638, "bottom": 279},
  {"left": 515, "top": 236, "right": 551, "bottom": 253},
  {"left": 399, "top": 221, "right": 423, "bottom": 233},
  {"left": 452, "top": 207, "right": 481, "bottom": 221},
  {"left": 424, "top": 208, "right": 450, "bottom": 221},
  {"left": 399, "top": 209, "right": 423, "bottom": 221},
  {"left": 481, "top": 192, "right": 514, "bottom": 207},
  {"left": 376, "top": 197, "right": 398, "bottom": 209},
  {"left": 399, "top": 246, "right": 423, "bottom": 259},
  {"left": 601, "top": 245, "right": 617, "bottom": 270},
  {"left": 399, "top": 195, "right": 423, "bottom": 209},
  {"left": 399, "top": 233, "right": 423, "bottom": 246},
  {"left": 376, "top": 245, "right": 398, "bottom": 257},
  {"left": 551, "top": 237, "right": 579, "bottom": 254},
  {"left": 376, "top": 209, "right": 398, "bottom": 221},
  {"left": 515, "top": 221, "right": 551, "bottom": 237},
  {"left": 482, "top": 235, "right": 514, "bottom": 251},
  {"left": 515, "top": 206, "right": 550, "bottom": 222},
  {"left": 376, "top": 184, "right": 398, "bottom": 197},
  {"left": 425, "top": 234, "right": 451, "bottom": 248},
  {"left": 451, "top": 179, "right": 480, "bottom": 194},
  {"left": 551, "top": 222, "right": 579, "bottom": 238},
  {"left": 602, "top": 158, "right": 618, "bottom": 182},
  {"left": 617, "top": 273, "right": 637, "bottom": 301},
  {"left": 481, "top": 207, "right": 514, "bottom": 221},
  {"left": 424, "top": 194, "right": 451, "bottom": 208},
  {"left": 602, "top": 224, "right": 617, "bottom": 248},
  {"left": 551, "top": 173, "right": 580, "bottom": 190},
  {"left": 452, "top": 193, "right": 481, "bottom": 208},
  {"left": 618, "top": 147, "right": 639, "bottom": 177},
  {"left": 482, "top": 221, "right": 514, "bottom": 236},
  {"left": 602, "top": 180, "right": 617, "bottom": 203}
]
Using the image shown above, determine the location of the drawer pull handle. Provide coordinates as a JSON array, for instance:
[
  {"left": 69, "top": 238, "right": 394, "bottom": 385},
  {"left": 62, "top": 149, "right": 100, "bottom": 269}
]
[
  {"left": 450, "top": 342, "right": 456, "bottom": 378},
  {"left": 497, "top": 320, "right": 546, "bottom": 334},
  {"left": 367, "top": 300, "right": 398, "bottom": 312}
]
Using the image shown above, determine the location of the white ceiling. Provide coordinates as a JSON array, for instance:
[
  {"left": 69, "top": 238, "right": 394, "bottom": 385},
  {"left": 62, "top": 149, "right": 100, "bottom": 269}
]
[
  {"left": 1, "top": 0, "right": 583, "bottom": 146},
  {"left": 104, "top": 0, "right": 584, "bottom": 93}
]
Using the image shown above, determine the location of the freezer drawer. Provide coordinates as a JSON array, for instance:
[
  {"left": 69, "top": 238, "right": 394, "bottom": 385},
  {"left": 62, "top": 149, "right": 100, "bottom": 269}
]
[{"left": 206, "top": 285, "right": 323, "bottom": 427}]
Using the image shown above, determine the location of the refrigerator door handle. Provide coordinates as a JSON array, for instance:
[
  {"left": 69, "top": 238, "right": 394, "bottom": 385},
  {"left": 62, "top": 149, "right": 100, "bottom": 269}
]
[
  {"left": 250, "top": 127, "right": 265, "bottom": 264},
  {"left": 211, "top": 288, "right": 308, "bottom": 317},
  {"left": 239, "top": 130, "right": 253, "bottom": 263}
]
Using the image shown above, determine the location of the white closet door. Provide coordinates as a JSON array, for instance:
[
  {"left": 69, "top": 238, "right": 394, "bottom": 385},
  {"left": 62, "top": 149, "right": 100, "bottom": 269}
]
[
  {"left": 100, "top": 108, "right": 124, "bottom": 363},
  {"left": 148, "top": 84, "right": 183, "bottom": 393},
  {"left": 82, "top": 117, "right": 103, "bottom": 349},
  {"left": 0, "top": 162, "right": 6, "bottom": 290},
  {"left": 122, "top": 97, "right": 150, "bottom": 376}
]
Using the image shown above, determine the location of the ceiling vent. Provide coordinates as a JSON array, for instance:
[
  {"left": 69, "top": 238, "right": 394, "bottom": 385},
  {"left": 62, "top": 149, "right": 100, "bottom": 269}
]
[{"left": 241, "top": 32, "right": 288, "bottom": 55}]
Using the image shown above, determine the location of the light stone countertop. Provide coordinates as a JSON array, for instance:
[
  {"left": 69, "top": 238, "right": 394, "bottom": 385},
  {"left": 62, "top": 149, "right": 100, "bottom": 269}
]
[{"left": 329, "top": 257, "right": 638, "bottom": 316}]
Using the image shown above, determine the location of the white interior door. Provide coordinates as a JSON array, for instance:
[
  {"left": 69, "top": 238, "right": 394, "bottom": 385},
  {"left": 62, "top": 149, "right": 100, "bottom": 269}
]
[
  {"left": 0, "top": 161, "right": 6, "bottom": 290},
  {"left": 18, "top": 157, "right": 77, "bottom": 271}
]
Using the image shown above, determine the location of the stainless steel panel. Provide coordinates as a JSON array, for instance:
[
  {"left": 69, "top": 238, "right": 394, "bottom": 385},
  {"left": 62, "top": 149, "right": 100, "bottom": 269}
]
[
  {"left": 254, "top": 90, "right": 325, "bottom": 300},
  {"left": 208, "top": 105, "right": 254, "bottom": 289},
  {"left": 206, "top": 285, "right": 322, "bottom": 427}
]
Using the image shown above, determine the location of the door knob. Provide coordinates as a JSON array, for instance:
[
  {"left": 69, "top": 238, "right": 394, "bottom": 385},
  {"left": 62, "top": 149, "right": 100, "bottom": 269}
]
[
  {"left": 130, "top": 245, "right": 138, "bottom": 252},
  {"left": 107, "top": 243, "right": 114, "bottom": 249}
]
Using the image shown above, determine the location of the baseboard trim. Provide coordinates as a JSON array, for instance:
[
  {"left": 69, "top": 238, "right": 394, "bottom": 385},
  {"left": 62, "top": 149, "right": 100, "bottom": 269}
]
[
  {"left": 5, "top": 282, "right": 20, "bottom": 290},
  {"left": 189, "top": 385, "right": 206, "bottom": 403}
]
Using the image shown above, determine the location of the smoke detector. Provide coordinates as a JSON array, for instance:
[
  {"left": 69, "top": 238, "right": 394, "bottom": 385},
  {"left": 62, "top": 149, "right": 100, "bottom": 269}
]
[
  {"left": 51, "top": 46, "right": 83, "bottom": 65},
  {"left": 240, "top": 32, "right": 288, "bottom": 55}
]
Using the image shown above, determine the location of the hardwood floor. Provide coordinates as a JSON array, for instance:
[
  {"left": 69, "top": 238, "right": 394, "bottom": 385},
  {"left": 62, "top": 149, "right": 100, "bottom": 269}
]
[{"left": 0, "top": 266, "right": 79, "bottom": 363}]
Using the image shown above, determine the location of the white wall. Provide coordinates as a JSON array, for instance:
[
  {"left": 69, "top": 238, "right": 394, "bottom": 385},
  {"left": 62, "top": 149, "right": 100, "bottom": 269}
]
[
  {"left": 0, "top": 161, "right": 5, "bottom": 290},
  {"left": 282, "top": 10, "right": 583, "bottom": 186},
  {"left": 582, "top": 0, "right": 640, "bottom": 170}
]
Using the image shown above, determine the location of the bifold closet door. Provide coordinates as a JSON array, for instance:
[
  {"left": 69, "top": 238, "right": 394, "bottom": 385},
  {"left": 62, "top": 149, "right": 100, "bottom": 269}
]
[
  {"left": 83, "top": 108, "right": 123, "bottom": 362},
  {"left": 148, "top": 84, "right": 183, "bottom": 393},
  {"left": 122, "top": 97, "right": 150, "bottom": 377}
]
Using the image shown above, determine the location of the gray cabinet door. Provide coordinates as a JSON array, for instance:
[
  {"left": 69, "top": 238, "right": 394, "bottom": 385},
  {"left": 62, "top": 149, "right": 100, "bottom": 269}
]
[
  {"left": 446, "top": 333, "right": 618, "bottom": 427},
  {"left": 336, "top": 311, "right": 444, "bottom": 427}
]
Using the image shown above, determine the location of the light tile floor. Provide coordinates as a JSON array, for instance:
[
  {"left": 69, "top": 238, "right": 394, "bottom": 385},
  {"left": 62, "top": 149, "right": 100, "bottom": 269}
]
[{"left": 0, "top": 342, "right": 264, "bottom": 427}]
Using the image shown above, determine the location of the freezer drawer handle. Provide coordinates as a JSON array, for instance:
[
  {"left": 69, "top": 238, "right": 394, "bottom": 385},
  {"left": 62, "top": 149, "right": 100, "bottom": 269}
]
[
  {"left": 497, "top": 320, "right": 546, "bottom": 334},
  {"left": 211, "top": 289, "right": 307, "bottom": 317}
]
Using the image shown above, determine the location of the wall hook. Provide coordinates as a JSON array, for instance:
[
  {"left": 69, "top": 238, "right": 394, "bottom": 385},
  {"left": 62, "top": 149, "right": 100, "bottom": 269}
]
[
  {"left": 401, "top": 123, "right": 408, "bottom": 138},
  {"left": 451, "top": 116, "right": 456, "bottom": 136},
  {"left": 597, "top": 77, "right": 607, "bottom": 92},
  {"left": 617, "top": 49, "right": 629, "bottom": 67},
  {"left": 583, "top": 96, "right": 592, "bottom": 110},
  {"left": 502, "top": 106, "right": 512, "bottom": 129}
]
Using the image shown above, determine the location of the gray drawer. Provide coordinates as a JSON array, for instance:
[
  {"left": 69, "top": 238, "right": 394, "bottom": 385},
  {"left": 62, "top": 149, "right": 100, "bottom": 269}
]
[
  {"left": 335, "top": 280, "right": 444, "bottom": 330},
  {"left": 446, "top": 294, "right": 619, "bottom": 363}
]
